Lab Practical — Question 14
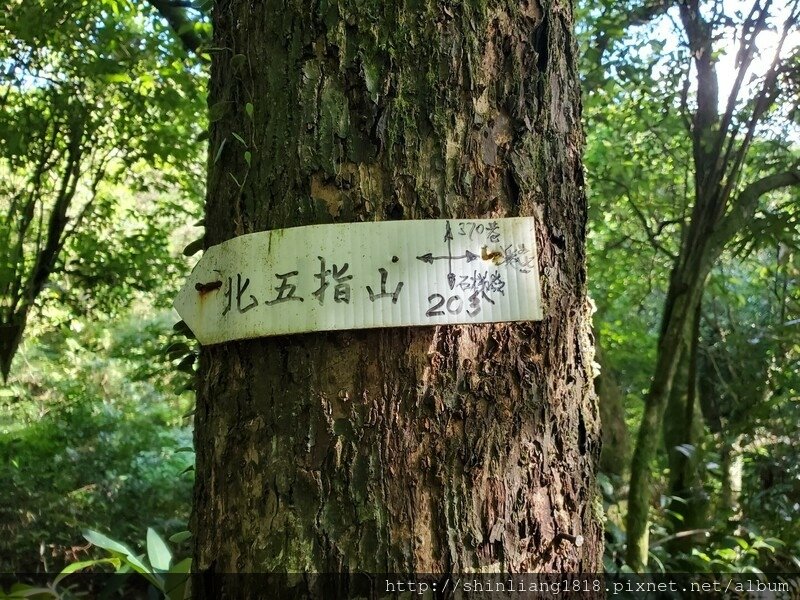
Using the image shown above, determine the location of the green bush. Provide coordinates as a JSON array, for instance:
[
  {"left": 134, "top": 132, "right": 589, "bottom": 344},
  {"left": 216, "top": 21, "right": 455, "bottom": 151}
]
[{"left": 0, "top": 312, "right": 194, "bottom": 573}]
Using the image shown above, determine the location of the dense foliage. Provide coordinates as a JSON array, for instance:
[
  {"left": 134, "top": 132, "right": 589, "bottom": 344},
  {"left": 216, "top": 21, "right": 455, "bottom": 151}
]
[
  {"left": 1, "top": 0, "right": 204, "bottom": 587},
  {"left": 0, "top": 0, "right": 206, "bottom": 378},
  {"left": 0, "top": 313, "right": 194, "bottom": 574},
  {"left": 580, "top": 0, "right": 800, "bottom": 574}
]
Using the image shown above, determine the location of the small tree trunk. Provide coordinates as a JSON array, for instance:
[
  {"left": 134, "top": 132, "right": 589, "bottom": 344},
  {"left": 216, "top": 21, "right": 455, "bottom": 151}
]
[
  {"left": 625, "top": 230, "right": 713, "bottom": 569},
  {"left": 594, "top": 332, "right": 629, "bottom": 477},
  {"left": 720, "top": 435, "right": 743, "bottom": 518},
  {"left": 0, "top": 320, "right": 25, "bottom": 382},
  {"left": 663, "top": 302, "right": 707, "bottom": 552}
]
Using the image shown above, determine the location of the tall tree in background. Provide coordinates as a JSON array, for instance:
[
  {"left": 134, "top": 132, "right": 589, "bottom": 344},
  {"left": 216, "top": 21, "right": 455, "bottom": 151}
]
[
  {"left": 193, "top": 0, "right": 601, "bottom": 593},
  {"left": 581, "top": 0, "right": 799, "bottom": 569},
  {"left": 624, "top": 0, "right": 799, "bottom": 569}
]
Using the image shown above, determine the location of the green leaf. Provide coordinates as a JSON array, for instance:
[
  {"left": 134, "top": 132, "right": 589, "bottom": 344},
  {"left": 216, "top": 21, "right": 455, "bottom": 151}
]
[
  {"left": 176, "top": 354, "right": 196, "bottom": 373},
  {"left": 83, "top": 529, "right": 150, "bottom": 574},
  {"left": 176, "top": 380, "right": 196, "bottom": 394},
  {"left": 715, "top": 547, "right": 737, "bottom": 561},
  {"left": 147, "top": 528, "right": 172, "bottom": 571},
  {"left": 102, "top": 72, "right": 132, "bottom": 83},
  {"left": 54, "top": 558, "right": 121, "bottom": 586},
  {"left": 123, "top": 554, "right": 160, "bottom": 587},
  {"left": 82, "top": 530, "right": 159, "bottom": 587},
  {"left": 675, "top": 443, "right": 695, "bottom": 458},
  {"left": 169, "top": 531, "right": 192, "bottom": 544},
  {"left": 164, "top": 558, "right": 192, "bottom": 600},
  {"left": 213, "top": 137, "right": 227, "bottom": 164},
  {"left": 3, "top": 583, "right": 58, "bottom": 598},
  {"left": 245, "top": 102, "right": 254, "bottom": 120},
  {"left": 165, "top": 342, "right": 190, "bottom": 358},
  {"left": 177, "top": 21, "right": 196, "bottom": 36},
  {"left": 231, "top": 132, "right": 246, "bottom": 146},
  {"left": 169, "top": 557, "right": 192, "bottom": 574},
  {"left": 244, "top": 151, "right": 252, "bottom": 167},
  {"left": 83, "top": 529, "right": 136, "bottom": 556}
]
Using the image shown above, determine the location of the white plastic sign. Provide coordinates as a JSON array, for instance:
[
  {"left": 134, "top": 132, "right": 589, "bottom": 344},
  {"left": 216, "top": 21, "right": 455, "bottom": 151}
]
[{"left": 174, "top": 218, "right": 543, "bottom": 345}]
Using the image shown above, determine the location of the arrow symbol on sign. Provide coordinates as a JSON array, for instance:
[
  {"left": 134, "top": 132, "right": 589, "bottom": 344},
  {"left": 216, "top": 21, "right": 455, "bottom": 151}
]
[
  {"left": 445, "top": 221, "right": 454, "bottom": 288},
  {"left": 415, "top": 250, "right": 479, "bottom": 264},
  {"left": 416, "top": 221, "right": 482, "bottom": 289}
]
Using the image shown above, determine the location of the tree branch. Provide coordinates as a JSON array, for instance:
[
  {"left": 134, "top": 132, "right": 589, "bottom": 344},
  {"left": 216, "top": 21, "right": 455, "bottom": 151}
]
[
  {"left": 627, "top": 196, "right": 680, "bottom": 260},
  {"left": 713, "top": 0, "right": 772, "bottom": 181},
  {"left": 147, "top": 0, "right": 209, "bottom": 57},
  {"left": 27, "top": 119, "right": 84, "bottom": 304},
  {"left": 712, "top": 169, "right": 800, "bottom": 250},
  {"left": 593, "top": 0, "right": 675, "bottom": 63},
  {"left": 716, "top": 5, "right": 798, "bottom": 217},
  {"left": 679, "top": 0, "right": 720, "bottom": 196},
  {"left": 596, "top": 173, "right": 680, "bottom": 259}
]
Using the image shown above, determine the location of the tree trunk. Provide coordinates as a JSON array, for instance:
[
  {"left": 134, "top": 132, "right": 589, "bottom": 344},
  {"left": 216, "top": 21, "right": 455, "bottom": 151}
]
[
  {"left": 594, "top": 331, "right": 629, "bottom": 478},
  {"left": 720, "top": 435, "right": 743, "bottom": 518},
  {"left": 625, "top": 198, "right": 721, "bottom": 570},
  {"left": 624, "top": 1, "right": 800, "bottom": 571},
  {"left": 662, "top": 329, "right": 708, "bottom": 554},
  {"left": 193, "top": 0, "right": 600, "bottom": 594}
]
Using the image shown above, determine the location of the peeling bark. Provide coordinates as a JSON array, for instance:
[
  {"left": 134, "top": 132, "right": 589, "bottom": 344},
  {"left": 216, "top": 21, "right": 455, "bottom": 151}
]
[{"left": 193, "top": 0, "right": 600, "bottom": 593}]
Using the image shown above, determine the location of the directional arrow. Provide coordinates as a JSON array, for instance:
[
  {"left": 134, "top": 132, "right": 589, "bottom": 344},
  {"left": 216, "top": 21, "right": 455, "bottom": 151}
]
[
  {"left": 416, "top": 221, "right": 482, "bottom": 288},
  {"left": 445, "top": 221, "right": 454, "bottom": 288},
  {"left": 415, "top": 250, "right": 479, "bottom": 264}
]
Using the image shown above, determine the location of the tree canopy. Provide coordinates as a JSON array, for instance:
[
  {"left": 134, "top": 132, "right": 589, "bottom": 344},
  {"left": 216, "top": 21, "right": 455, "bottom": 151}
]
[{"left": 0, "top": 0, "right": 208, "bottom": 378}]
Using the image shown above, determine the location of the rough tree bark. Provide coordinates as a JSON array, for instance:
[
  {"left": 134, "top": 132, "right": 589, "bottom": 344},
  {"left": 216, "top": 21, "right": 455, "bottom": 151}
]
[{"left": 193, "top": 0, "right": 601, "bottom": 594}]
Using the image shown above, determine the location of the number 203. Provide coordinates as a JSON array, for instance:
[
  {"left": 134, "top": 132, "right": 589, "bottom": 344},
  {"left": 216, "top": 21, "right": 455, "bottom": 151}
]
[{"left": 426, "top": 293, "right": 481, "bottom": 318}]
